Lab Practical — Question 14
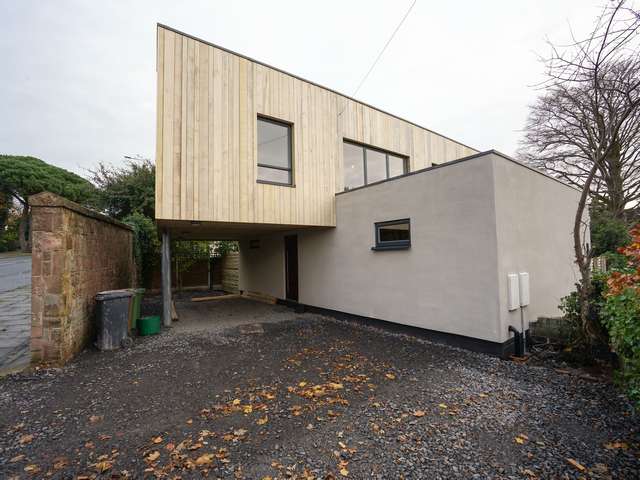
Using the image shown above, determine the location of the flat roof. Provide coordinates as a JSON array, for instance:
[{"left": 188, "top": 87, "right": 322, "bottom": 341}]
[{"left": 157, "top": 23, "right": 478, "bottom": 153}]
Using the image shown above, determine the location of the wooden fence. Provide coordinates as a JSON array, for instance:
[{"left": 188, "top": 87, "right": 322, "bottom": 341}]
[{"left": 221, "top": 251, "right": 239, "bottom": 293}]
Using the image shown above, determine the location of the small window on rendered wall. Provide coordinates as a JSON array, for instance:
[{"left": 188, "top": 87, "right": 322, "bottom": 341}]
[{"left": 373, "top": 219, "right": 411, "bottom": 250}]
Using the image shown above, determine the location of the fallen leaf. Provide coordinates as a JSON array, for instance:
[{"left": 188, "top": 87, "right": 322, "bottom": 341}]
[
  {"left": 98, "top": 434, "right": 111, "bottom": 441},
  {"left": 438, "top": 403, "right": 448, "bottom": 409},
  {"left": 339, "top": 467, "right": 349, "bottom": 476},
  {"left": 52, "top": 457, "right": 68, "bottom": 470},
  {"left": 232, "top": 399, "right": 241, "bottom": 406},
  {"left": 233, "top": 428, "right": 248, "bottom": 437},
  {"left": 299, "top": 381, "right": 308, "bottom": 387},
  {"left": 195, "top": 453, "right": 214, "bottom": 466},
  {"left": 479, "top": 393, "right": 488, "bottom": 398},
  {"left": 243, "top": 405, "right": 253, "bottom": 414},
  {"left": 19, "top": 434, "right": 34, "bottom": 445},
  {"left": 257, "top": 416, "right": 269, "bottom": 425},
  {"left": 89, "top": 415, "right": 102, "bottom": 424},
  {"left": 604, "top": 441, "right": 629, "bottom": 450},
  {"left": 94, "top": 460, "right": 112, "bottom": 473},
  {"left": 515, "top": 436, "right": 525, "bottom": 445},
  {"left": 328, "top": 382, "right": 344, "bottom": 390},
  {"left": 165, "top": 442, "right": 175, "bottom": 452},
  {"left": 385, "top": 373, "right": 396, "bottom": 380},
  {"left": 338, "top": 441, "right": 347, "bottom": 449},
  {"left": 152, "top": 436, "right": 163, "bottom": 444},
  {"left": 9, "top": 454, "right": 25, "bottom": 463},
  {"left": 146, "top": 451, "right": 160, "bottom": 462},
  {"left": 522, "top": 468, "right": 537, "bottom": 477},
  {"left": 24, "top": 464, "right": 40, "bottom": 474},
  {"left": 413, "top": 410, "right": 426, "bottom": 417},
  {"left": 566, "top": 458, "right": 586, "bottom": 472}
]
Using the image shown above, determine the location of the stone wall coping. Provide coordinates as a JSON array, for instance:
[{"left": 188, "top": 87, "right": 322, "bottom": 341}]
[{"left": 29, "top": 191, "right": 134, "bottom": 232}]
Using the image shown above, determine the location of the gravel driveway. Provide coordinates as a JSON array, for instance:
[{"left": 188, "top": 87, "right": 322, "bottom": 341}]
[{"left": 0, "top": 299, "right": 638, "bottom": 479}]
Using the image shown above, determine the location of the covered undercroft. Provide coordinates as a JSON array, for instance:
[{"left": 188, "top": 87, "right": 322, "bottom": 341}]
[{"left": 157, "top": 152, "right": 581, "bottom": 357}]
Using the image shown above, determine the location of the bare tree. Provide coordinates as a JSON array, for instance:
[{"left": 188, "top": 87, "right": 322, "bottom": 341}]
[
  {"left": 522, "top": 60, "right": 640, "bottom": 220},
  {"left": 521, "top": 1, "right": 640, "bottom": 341}
]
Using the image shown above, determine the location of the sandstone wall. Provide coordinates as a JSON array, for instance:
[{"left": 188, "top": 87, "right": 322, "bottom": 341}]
[{"left": 30, "top": 192, "right": 135, "bottom": 364}]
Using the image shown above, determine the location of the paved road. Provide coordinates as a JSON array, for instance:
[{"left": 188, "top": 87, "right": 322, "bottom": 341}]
[{"left": 0, "top": 253, "right": 31, "bottom": 375}]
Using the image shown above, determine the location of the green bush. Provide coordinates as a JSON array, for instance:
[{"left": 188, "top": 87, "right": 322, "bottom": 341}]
[
  {"left": 601, "top": 289, "right": 640, "bottom": 405},
  {"left": 215, "top": 240, "right": 238, "bottom": 256},
  {"left": 0, "top": 219, "right": 19, "bottom": 252},
  {"left": 590, "top": 207, "right": 631, "bottom": 257},
  {"left": 124, "top": 212, "right": 160, "bottom": 287},
  {"left": 559, "top": 273, "right": 609, "bottom": 340}
]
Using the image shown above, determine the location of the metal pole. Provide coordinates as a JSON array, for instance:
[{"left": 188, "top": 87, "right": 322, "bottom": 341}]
[
  {"left": 520, "top": 306, "right": 526, "bottom": 355},
  {"left": 162, "top": 231, "right": 172, "bottom": 327}
]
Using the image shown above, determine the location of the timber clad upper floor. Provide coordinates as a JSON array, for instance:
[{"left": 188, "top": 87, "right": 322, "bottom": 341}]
[{"left": 155, "top": 24, "right": 478, "bottom": 228}]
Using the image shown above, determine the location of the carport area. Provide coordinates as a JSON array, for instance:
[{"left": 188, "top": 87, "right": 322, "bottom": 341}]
[
  {"left": 1, "top": 296, "right": 639, "bottom": 479},
  {"left": 0, "top": 252, "right": 31, "bottom": 375},
  {"left": 171, "top": 295, "right": 300, "bottom": 333}
]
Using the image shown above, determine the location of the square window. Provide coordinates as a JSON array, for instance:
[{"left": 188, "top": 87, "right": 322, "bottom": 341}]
[
  {"left": 257, "top": 116, "right": 293, "bottom": 186},
  {"left": 388, "top": 154, "right": 406, "bottom": 178},
  {"left": 373, "top": 219, "right": 411, "bottom": 250}
]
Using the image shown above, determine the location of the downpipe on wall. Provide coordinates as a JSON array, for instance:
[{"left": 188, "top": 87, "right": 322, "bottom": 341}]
[{"left": 508, "top": 325, "right": 524, "bottom": 357}]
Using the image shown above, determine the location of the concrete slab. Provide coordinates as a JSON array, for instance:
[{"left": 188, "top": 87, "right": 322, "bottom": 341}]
[
  {"left": 173, "top": 296, "right": 299, "bottom": 333},
  {"left": 0, "top": 253, "right": 31, "bottom": 375}
]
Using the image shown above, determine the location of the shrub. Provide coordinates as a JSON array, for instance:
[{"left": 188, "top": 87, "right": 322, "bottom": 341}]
[
  {"left": 601, "top": 289, "right": 640, "bottom": 404},
  {"left": 559, "top": 273, "right": 609, "bottom": 343},
  {"left": 601, "top": 224, "right": 640, "bottom": 406},
  {"left": 123, "top": 212, "right": 160, "bottom": 287},
  {"left": 591, "top": 207, "right": 631, "bottom": 257},
  {"left": 0, "top": 211, "right": 19, "bottom": 252}
]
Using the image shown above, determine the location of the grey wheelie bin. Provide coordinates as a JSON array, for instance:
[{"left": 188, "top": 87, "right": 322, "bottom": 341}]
[{"left": 95, "top": 289, "right": 134, "bottom": 350}]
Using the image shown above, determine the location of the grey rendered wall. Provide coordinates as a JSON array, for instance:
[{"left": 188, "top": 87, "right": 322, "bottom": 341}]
[
  {"left": 239, "top": 234, "right": 285, "bottom": 299},
  {"left": 491, "top": 154, "right": 580, "bottom": 342},
  {"left": 297, "top": 156, "right": 503, "bottom": 343}
]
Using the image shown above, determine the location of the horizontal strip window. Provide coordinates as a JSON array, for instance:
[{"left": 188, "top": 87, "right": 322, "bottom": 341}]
[
  {"left": 372, "top": 219, "right": 411, "bottom": 251},
  {"left": 343, "top": 140, "right": 408, "bottom": 191},
  {"left": 257, "top": 116, "right": 293, "bottom": 186}
]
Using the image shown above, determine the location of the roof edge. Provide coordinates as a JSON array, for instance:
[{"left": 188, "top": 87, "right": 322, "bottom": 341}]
[
  {"left": 336, "top": 149, "right": 580, "bottom": 196},
  {"left": 156, "top": 23, "right": 479, "bottom": 154}
]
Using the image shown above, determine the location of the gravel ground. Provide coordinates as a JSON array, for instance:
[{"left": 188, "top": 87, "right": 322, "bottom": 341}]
[{"left": 0, "top": 304, "right": 638, "bottom": 479}]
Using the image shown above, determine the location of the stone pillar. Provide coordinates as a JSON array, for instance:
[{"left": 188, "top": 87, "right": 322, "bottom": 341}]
[{"left": 161, "top": 231, "right": 172, "bottom": 327}]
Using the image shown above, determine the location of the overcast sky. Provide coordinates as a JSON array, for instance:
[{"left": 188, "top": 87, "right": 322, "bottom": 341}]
[{"left": 1, "top": 0, "right": 600, "bottom": 176}]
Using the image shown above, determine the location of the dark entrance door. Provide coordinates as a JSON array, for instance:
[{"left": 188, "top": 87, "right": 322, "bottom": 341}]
[{"left": 284, "top": 235, "right": 299, "bottom": 301}]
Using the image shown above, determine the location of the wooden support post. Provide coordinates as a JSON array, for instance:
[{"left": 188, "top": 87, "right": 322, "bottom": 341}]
[{"left": 161, "top": 231, "right": 172, "bottom": 327}]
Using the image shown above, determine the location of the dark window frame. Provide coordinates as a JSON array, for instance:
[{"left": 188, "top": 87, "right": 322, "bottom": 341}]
[
  {"left": 257, "top": 115, "right": 294, "bottom": 187},
  {"left": 372, "top": 218, "right": 411, "bottom": 251},
  {"left": 343, "top": 140, "right": 408, "bottom": 191}
]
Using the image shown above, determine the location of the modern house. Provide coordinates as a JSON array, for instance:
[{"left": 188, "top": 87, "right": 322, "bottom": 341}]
[{"left": 154, "top": 24, "right": 580, "bottom": 355}]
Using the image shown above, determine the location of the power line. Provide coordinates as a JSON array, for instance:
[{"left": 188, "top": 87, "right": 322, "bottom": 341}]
[{"left": 351, "top": 0, "right": 418, "bottom": 98}]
